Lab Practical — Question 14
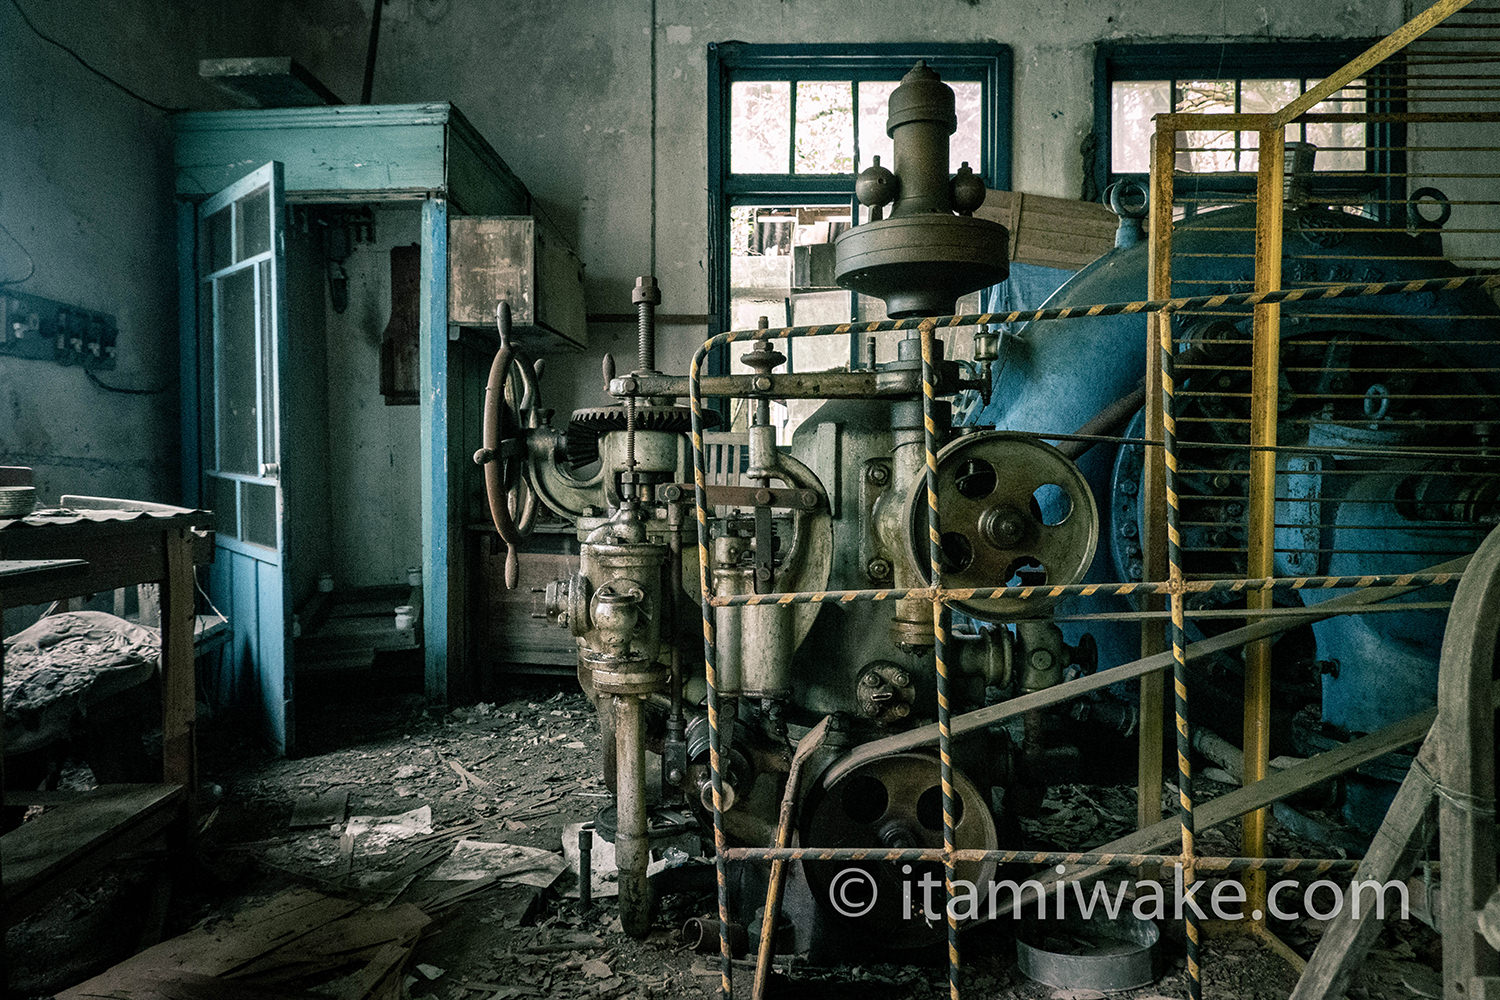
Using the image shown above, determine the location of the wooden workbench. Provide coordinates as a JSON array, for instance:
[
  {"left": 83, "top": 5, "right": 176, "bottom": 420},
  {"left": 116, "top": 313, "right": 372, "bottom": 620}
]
[{"left": 0, "top": 497, "right": 212, "bottom": 939}]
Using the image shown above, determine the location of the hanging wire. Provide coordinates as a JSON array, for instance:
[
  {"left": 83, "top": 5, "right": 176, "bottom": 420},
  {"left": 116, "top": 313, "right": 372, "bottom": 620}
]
[{"left": 6, "top": 0, "right": 183, "bottom": 113}]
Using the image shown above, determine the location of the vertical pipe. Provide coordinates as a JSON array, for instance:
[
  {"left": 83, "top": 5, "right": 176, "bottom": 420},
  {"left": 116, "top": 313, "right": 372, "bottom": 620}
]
[
  {"left": 920, "top": 321, "right": 960, "bottom": 1000},
  {"left": 1160, "top": 308, "right": 1200, "bottom": 1000},
  {"left": 691, "top": 342, "right": 733, "bottom": 1000},
  {"left": 1244, "top": 131, "right": 1286, "bottom": 921},
  {"left": 578, "top": 824, "right": 594, "bottom": 908},
  {"left": 1138, "top": 126, "right": 1177, "bottom": 830},
  {"left": 667, "top": 502, "right": 686, "bottom": 739},
  {"left": 614, "top": 693, "right": 651, "bottom": 937}
]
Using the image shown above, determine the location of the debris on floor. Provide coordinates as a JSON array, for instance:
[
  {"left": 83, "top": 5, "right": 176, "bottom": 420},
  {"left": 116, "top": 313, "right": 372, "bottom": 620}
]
[
  {"left": 13, "top": 681, "right": 1445, "bottom": 1000},
  {"left": 54, "top": 888, "right": 428, "bottom": 1000}
]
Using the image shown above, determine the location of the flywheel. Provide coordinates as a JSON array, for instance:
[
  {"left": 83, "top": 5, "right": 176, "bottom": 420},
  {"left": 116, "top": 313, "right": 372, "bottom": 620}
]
[{"left": 801, "top": 752, "right": 998, "bottom": 946}]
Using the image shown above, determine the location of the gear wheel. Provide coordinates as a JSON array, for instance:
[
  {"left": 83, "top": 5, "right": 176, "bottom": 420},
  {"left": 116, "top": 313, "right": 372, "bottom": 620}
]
[{"left": 565, "top": 405, "right": 719, "bottom": 468}]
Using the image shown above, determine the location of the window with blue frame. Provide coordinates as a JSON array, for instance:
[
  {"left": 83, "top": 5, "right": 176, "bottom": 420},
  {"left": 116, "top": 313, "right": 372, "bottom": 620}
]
[
  {"left": 1093, "top": 41, "right": 1402, "bottom": 219},
  {"left": 707, "top": 43, "right": 1012, "bottom": 435}
]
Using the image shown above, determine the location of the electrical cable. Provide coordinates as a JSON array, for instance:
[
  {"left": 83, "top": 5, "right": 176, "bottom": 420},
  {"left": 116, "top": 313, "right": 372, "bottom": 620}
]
[
  {"left": 85, "top": 365, "right": 177, "bottom": 396},
  {"left": 0, "top": 217, "right": 36, "bottom": 287},
  {"left": 6, "top": 0, "right": 183, "bottom": 114}
]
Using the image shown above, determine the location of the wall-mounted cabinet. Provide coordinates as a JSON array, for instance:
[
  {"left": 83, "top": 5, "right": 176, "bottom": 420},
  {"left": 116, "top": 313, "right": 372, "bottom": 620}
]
[{"left": 448, "top": 216, "right": 587, "bottom": 350}]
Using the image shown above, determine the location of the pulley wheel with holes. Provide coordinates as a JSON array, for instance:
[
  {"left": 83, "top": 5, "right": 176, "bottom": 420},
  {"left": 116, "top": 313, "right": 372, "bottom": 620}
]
[
  {"left": 903, "top": 431, "right": 1098, "bottom": 620},
  {"left": 801, "top": 753, "right": 997, "bottom": 946}
]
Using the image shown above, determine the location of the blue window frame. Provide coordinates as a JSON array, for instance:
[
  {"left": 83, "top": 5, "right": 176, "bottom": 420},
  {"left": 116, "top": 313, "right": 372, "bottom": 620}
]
[
  {"left": 1092, "top": 41, "right": 1404, "bottom": 219},
  {"left": 707, "top": 42, "right": 1013, "bottom": 386}
]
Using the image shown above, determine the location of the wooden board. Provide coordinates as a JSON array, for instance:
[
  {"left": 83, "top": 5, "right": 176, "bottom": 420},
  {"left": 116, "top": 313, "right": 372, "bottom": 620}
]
[
  {"left": 977, "top": 189, "right": 1119, "bottom": 271},
  {"left": 199, "top": 57, "right": 342, "bottom": 108},
  {"left": 2, "top": 784, "right": 184, "bottom": 924},
  {"left": 56, "top": 889, "right": 429, "bottom": 1000}
]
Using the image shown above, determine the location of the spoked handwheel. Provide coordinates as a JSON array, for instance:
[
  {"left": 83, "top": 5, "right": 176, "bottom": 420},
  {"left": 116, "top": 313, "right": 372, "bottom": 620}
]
[{"left": 473, "top": 300, "right": 540, "bottom": 588}]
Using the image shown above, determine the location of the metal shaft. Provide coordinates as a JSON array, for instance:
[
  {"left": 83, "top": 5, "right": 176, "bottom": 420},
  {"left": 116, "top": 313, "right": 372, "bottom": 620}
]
[
  {"left": 634, "top": 274, "right": 660, "bottom": 373},
  {"left": 614, "top": 693, "right": 651, "bottom": 937}
]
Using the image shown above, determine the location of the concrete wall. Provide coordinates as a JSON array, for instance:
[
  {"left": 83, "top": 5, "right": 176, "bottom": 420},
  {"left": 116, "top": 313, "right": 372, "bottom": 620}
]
[
  {"left": 0, "top": 2, "right": 267, "bottom": 509},
  {"left": 272, "top": 0, "right": 1408, "bottom": 416}
]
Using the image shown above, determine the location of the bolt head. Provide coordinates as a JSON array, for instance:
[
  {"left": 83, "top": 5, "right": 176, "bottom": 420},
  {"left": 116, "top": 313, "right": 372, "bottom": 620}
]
[
  {"left": 1029, "top": 649, "right": 1055, "bottom": 669},
  {"left": 867, "top": 465, "right": 890, "bottom": 485},
  {"left": 753, "top": 375, "right": 772, "bottom": 391},
  {"left": 631, "top": 275, "right": 662, "bottom": 305}
]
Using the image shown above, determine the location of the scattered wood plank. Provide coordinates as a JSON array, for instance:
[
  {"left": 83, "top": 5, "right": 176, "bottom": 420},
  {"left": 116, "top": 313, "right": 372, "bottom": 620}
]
[
  {"left": 55, "top": 888, "right": 429, "bottom": 1000},
  {"left": 2, "top": 783, "right": 184, "bottom": 926}
]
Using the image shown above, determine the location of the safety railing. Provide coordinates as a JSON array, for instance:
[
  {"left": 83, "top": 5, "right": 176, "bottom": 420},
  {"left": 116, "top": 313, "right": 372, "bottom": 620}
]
[{"left": 690, "top": 2, "right": 1500, "bottom": 996}]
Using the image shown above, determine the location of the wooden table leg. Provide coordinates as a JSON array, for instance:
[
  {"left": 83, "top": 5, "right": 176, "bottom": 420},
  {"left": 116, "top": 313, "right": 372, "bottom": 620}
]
[{"left": 160, "top": 528, "right": 197, "bottom": 796}]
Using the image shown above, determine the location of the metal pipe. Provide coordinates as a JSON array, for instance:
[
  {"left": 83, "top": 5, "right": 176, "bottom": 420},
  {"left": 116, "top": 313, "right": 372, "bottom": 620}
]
[
  {"left": 360, "top": 0, "right": 383, "bottom": 104},
  {"left": 1244, "top": 130, "right": 1286, "bottom": 922},
  {"left": 920, "top": 322, "right": 961, "bottom": 1000},
  {"left": 1160, "top": 276, "right": 1201, "bottom": 1000},
  {"left": 578, "top": 824, "right": 594, "bottom": 908},
  {"left": 667, "top": 502, "right": 686, "bottom": 743},
  {"left": 613, "top": 693, "right": 651, "bottom": 937},
  {"left": 684, "top": 917, "right": 749, "bottom": 957},
  {"left": 688, "top": 340, "right": 733, "bottom": 1000},
  {"left": 1138, "top": 124, "right": 1177, "bottom": 833}
]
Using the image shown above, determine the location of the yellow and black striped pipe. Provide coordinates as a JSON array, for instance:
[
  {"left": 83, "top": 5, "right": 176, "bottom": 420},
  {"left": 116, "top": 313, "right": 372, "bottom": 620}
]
[
  {"left": 921, "top": 323, "right": 963, "bottom": 1000},
  {"left": 712, "top": 271, "right": 1498, "bottom": 344},
  {"left": 689, "top": 348, "right": 734, "bottom": 1000},
  {"left": 719, "top": 846, "right": 1360, "bottom": 873},
  {"left": 1160, "top": 310, "right": 1202, "bottom": 1000},
  {"left": 706, "top": 571, "right": 1461, "bottom": 608}
]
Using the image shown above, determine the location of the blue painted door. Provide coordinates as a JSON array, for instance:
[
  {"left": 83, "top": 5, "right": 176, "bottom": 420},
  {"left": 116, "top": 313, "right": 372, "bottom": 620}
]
[{"left": 197, "top": 162, "right": 295, "bottom": 754}]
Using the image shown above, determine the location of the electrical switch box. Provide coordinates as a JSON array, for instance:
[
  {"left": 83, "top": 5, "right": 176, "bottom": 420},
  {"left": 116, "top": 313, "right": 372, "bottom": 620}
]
[{"left": 0, "top": 292, "right": 116, "bottom": 369}]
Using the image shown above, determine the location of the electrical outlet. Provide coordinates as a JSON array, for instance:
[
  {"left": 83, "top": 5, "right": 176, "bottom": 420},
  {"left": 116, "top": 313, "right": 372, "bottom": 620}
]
[{"left": 0, "top": 291, "right": 116, "bottom": 369}]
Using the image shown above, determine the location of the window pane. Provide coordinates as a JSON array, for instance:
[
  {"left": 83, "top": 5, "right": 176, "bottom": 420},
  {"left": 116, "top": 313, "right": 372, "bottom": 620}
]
[
  {"left": 1305, "top": 78, "right": 1367, "bottom": 170},
  {"left": 732, "top": 81, "right": 791, "bottom": 173},
  {"left": 1176, "top": 79, "right": 1236, "bottom": 173},
  {"left": 258, "top": 260, "right": 276, "bottom": 469},
  {"left": 1239, "top": 79, "right": 1302, "bottom": 171},
  {"left": 209, "top": 475, "right": 238, "bottom": 537},
  {"left": 795, "top": 81, "right": 853, "bottom": 173},
  {"left": 1111, "top": 81, "right": 1169, "bottom": 173},
  {"left": 857, "top": 80, "right": 897, "bottom": 172},
  {"left": 206, "top": 204, "right": 233, "bottom": 273},
  {"left": 241, "top": 480, "right": 278, "bottom": 548},
  {"left": 951, "top": 82, "right": 982, "bottom": 172},
  {"left": 236, "top": 185, "right": 270, "bottom": 260},
  {"left": 216, "top": 267, "right": 258, "bottom": 474}
]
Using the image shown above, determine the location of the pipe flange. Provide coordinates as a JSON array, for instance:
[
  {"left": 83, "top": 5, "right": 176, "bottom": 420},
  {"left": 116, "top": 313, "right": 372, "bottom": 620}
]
[{"left": 587, "top": 654, "right": 669, "bottom": 696}]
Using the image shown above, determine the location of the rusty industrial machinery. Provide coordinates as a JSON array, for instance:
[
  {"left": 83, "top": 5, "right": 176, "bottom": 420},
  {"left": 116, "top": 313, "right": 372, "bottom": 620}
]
[{"left": 476, "top": 48, "right": 1500, "bottom": 996}]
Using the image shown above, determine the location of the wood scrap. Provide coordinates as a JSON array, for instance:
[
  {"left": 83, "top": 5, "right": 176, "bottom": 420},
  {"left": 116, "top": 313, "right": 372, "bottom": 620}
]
[
  {"left": 446, "top": 758, "right": 493, "bottom": 789},
  {"left": 55, "top": 888, "right": 429, "bottom": 1000}
]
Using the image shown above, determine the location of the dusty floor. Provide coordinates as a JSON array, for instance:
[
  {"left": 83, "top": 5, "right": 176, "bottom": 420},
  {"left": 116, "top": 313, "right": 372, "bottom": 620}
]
[{"left": 9, "top": 669, "right": 1449, "bottom": 999}]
